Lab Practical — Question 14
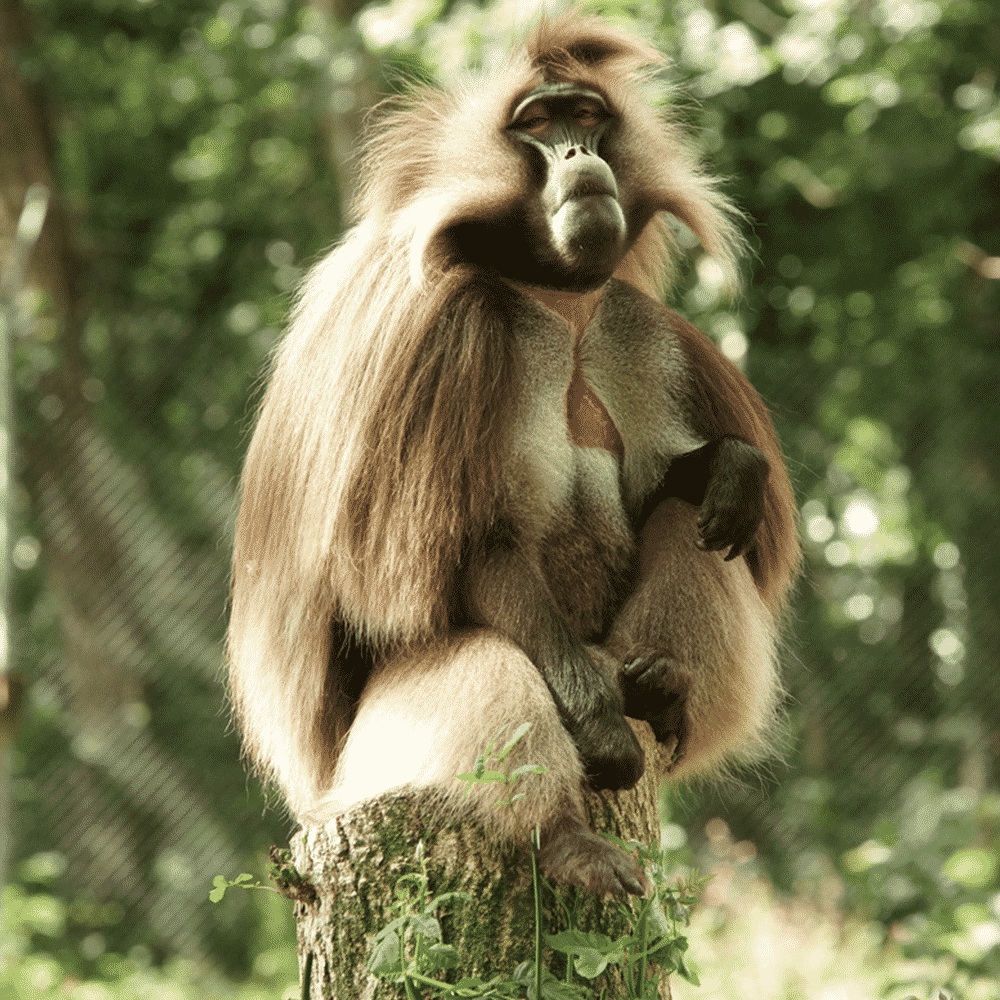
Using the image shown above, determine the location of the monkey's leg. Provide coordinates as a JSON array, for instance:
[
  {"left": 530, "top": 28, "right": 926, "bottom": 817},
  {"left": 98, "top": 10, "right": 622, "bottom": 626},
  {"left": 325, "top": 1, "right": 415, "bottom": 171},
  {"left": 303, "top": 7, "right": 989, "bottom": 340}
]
[
  {"left": 308, "top": 628, "right": 648, "bottom": 898},
  {"left": 465, "top": 543, "right": 644, "bottom": 791},
  {"left": 606, "top": 498, "right": 781, "bottom": 778}
]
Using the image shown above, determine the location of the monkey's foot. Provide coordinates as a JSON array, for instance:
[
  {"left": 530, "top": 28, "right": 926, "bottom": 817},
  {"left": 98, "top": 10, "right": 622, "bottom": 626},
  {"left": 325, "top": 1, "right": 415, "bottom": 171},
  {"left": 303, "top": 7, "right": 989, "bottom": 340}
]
[
  {"left": 619, "top": 651, "right": 691, "bottom": 768},
  {"left": 539, "top": 816, "right": 650, "bottom": 899}
]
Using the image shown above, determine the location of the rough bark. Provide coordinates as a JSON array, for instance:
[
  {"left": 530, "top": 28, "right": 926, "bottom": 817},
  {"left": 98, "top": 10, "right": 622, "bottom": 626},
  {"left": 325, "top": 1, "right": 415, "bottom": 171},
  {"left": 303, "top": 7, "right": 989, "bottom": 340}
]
[{"left": 290, "top": 719, "right": 672, "bottom": 999}]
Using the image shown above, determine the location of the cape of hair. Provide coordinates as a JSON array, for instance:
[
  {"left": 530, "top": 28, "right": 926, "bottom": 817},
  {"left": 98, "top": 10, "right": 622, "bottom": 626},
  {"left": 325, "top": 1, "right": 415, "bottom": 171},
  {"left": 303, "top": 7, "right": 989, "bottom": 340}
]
[{"left": 227, "top": 11, "right": 757, "bottom": 813}]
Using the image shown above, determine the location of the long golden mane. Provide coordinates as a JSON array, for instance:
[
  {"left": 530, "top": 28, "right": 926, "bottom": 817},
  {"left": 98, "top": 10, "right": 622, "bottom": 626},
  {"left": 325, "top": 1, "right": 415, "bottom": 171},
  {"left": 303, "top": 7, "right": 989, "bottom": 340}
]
[{"left": 227, "top": 10, "right": 751, "bottom": 812}]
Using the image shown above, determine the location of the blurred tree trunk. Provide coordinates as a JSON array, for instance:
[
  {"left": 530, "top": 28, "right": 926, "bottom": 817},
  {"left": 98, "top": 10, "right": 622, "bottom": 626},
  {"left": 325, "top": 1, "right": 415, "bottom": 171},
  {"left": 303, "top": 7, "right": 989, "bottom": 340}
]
[
  {"left": 307, "top": 0, "right": 380, "bottom": 221},
  {"left": 957, "top": 254, "right": 1000, "bottom": 785},
  {"left": 0, "top": 0, "right": 239, "bottom": 954},
  {"left": 1, "top": 0, "right": 150, "bottom": 752},
  {"left": 0, "top": 0, "right": 75, "bottom": 897},
  {"left": 1, "top": 0, "right": 77, "bottom": 315},
  {"left": 290, "top": 720, "right": 672, "bottom": 999}
]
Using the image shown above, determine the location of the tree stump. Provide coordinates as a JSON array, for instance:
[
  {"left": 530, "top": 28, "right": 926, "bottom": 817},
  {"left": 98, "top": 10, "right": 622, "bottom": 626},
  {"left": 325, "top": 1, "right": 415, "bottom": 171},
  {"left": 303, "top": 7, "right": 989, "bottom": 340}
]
[{"left": 290, "top": 719, "right": 672, "bottom": 999}]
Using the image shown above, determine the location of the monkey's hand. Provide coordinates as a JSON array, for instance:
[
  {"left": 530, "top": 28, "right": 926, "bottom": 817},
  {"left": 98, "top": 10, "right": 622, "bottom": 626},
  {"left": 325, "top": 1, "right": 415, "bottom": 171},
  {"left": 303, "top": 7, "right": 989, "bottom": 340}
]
[
  {"left": 619, "top": 651, "right": 691, "bottom": 770},
  {"left": 697, "top": 438, "right": 769, "bottom": 560},
  {"left": 557, "top": 673, "right": 646, "bottom": 791}
]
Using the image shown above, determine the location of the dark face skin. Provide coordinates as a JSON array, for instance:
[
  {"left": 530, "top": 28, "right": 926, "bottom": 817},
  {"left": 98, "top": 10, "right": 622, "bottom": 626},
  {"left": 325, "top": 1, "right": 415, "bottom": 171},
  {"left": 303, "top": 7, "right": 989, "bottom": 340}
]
[
  {"left": 506, "top": 83, "right": 627, "bottom": 289},
  {"left": 449, "top": 83, "right": 629, "bottom": 292}
]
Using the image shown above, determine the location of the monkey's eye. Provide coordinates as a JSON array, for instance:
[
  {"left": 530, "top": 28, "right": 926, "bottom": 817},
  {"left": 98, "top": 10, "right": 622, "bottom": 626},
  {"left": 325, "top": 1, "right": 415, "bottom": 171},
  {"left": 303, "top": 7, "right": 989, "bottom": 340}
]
[
  {"left": 520, "top": 115, "right": 552, "bottom": 133},
  {"left": 514, "top": 102, "right": 552, "bottom": 136},
  {"left": 572, "top": 102, "right": 607, "bottom": 130}
]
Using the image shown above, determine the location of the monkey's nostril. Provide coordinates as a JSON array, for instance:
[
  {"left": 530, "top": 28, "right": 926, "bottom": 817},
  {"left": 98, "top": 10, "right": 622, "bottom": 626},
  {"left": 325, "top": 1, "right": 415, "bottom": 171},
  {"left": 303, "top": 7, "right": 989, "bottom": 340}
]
[{"left": 565, "top": 148, "right": 576, "bottom": 159}]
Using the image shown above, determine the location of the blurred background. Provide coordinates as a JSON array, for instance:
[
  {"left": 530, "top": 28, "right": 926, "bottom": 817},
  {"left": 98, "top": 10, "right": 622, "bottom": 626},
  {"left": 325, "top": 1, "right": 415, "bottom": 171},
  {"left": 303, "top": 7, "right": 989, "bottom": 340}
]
[{"left": 0, "top": 0, "right": 997, "bottom": 997}]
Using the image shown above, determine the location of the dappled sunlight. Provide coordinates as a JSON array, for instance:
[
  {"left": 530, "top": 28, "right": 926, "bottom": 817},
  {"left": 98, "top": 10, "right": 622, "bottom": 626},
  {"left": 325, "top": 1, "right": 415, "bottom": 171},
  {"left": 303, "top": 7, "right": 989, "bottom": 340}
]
[
  {"left": 673, "top": 875, "right": 892, "bottom": 1000},
  {"left": 670, "top": 818, "right": 978, "bottom": 1000}
]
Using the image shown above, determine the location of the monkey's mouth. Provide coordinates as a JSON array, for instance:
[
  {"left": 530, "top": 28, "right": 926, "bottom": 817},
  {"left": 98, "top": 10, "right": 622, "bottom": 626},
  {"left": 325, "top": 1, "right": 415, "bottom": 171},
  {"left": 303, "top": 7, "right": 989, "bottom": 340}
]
[{"left": 561, "top": 178, "right": 617, "bottom": 206}]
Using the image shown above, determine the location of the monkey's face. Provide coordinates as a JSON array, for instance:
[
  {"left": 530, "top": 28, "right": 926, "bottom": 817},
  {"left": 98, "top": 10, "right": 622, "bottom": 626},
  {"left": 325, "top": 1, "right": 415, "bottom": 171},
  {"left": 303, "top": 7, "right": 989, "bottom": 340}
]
[
  {"left": 506, "top": 83, "right": 628, "bottom": 291},
  {"left": 447, "top": 82, "right": 633, "bottom": 292}
]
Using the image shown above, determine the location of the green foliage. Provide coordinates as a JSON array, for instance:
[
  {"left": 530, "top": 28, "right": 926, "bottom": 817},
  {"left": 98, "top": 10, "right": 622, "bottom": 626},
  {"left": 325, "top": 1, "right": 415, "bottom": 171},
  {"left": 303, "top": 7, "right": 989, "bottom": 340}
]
[
  {"left": 209, "top": 848, "right": 315, "bottom": 906},
  {"left": 838, "top": 768, "right": 1000, "bottom": 996},
  {"left": 539, "top": 849, "right": 707, "bottom": 999},
  {"left": 209, "top": 873, "right": 274, "bottom": 904},
  {"left": 456, "top": 722, "right": 549, "bottom": 817},
  {"left": 1, "top": 884, "right": 296, "bottom": 999},
  {"left": 633, "top": 0, "right": 1000, "bottom": 962},
  {"left": 365, "top": 852, "right": 477, "bottom": 997}
]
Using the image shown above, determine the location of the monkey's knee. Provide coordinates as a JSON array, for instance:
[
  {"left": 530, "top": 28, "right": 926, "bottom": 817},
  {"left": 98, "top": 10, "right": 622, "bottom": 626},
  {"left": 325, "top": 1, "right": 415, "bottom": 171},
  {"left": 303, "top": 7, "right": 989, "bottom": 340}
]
[
  {"left": 604, "top": 499, "right": 781, "bottom": 777},
  {"left": 318, "top": 630, "right": 651, "bottom": 898},
  {"left": 317, "top": 629, "right": 585, "bottom": 827}
]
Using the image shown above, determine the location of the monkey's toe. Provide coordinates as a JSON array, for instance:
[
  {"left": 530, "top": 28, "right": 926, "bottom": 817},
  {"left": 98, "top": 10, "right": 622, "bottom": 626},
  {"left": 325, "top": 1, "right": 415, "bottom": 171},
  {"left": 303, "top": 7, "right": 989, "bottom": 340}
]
[
  {"left": 539, "top": 819, "right": 650, "bottom": 899},
  {"left": 581, "top": 734, "right": 645, "bottom": 791},
  {"left": 618, "top": 651, "right": 691, "bottom": 762},
  {"left": 651, "top": 703, "right": 689, "bottom": 769}
]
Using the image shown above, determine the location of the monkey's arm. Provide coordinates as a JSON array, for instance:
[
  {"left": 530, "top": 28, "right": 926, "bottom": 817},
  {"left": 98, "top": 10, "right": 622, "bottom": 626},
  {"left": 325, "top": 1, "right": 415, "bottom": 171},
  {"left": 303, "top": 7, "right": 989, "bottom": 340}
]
[
  {"left": 633, "top": 437, "right": 770, "bottom": 559},
  {"left": 464, "top": 534, "right": 644, "bottom": 791}
]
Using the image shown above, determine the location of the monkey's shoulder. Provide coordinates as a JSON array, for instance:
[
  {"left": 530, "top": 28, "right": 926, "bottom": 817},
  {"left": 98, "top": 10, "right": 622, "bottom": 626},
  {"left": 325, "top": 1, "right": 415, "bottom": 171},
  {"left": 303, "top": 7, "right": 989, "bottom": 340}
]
[
  {"left": 577, "top": 281, "right": 705, "bottom": 477},
  {"left": 594, "top": 278, "right": 715, "bottom": 359}
]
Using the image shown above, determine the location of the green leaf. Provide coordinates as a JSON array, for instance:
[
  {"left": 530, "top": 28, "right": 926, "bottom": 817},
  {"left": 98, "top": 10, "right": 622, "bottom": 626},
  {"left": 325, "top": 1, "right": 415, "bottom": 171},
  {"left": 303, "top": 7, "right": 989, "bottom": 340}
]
[
  {"left": 644, "top": 937, "right": 677, "bottom": 964},
  {"left": 546, "top": 930, "right": 613, "bottom": 954},
  {"left": 496, "top": 722, "right": 532, "bottom": 759},
  {"left": 574, "top": 949, "right": 612, "bottom": 979},
  {"left": 647, "top": 898, "right": 671, "bottom": 937},
  {"left": 367, "top": 930, "right": 402, "bottom": 977},
  {"left": 410, "top": 912, "right": 442, "bottom": 942},
  {"left": 675, "top": 951, "right": 700, "bottom": 986},
  {"left": 426, "top": 942, "right": 460, "bottom": 970},
  {"left": 547, "top": 931, "right": 622, "bottom": 979},
  {"left": 455, "top": 768, "right": 507, "bottom": 785},
  {"left": 512, "top": 962, "right": 585, "bottom": 998},
  {"left": 427, "top": 891, "right": 473, "bottom": 912},
  {"left": 372, "top": 916, "right": 407, "bottom": 941},
  {"left": 510, "top": 764, "right": 548, "bottom": 778},
  {"left": 208, "top": 875, "right": 229, "bottom": 902}
]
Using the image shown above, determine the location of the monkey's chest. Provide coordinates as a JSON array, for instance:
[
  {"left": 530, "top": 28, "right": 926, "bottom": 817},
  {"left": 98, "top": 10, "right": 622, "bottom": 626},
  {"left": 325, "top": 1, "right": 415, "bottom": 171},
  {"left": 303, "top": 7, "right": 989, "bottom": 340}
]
[
  {"left": 565, "top": 368, "right": 624, "bottom": 459},
  {"left": 510, "top": 359, "right": 634, "bottom": 638},
  {"left": 508, "top": 277, "right": 700, "bottom": 531}
]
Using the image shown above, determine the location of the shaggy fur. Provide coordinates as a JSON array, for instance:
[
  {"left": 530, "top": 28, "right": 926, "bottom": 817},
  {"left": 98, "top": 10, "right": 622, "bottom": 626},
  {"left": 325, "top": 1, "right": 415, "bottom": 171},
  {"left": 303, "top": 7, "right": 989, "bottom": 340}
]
[{"left": 227, "top": 11, "right": 799, "bottom": 897}]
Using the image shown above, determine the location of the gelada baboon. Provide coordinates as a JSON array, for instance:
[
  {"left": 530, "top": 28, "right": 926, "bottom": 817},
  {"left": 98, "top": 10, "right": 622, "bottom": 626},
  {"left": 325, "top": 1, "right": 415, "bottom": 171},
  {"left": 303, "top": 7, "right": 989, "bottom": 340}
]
[{"left": 228, "top": 11, "right": 799, "bottom": 897}]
